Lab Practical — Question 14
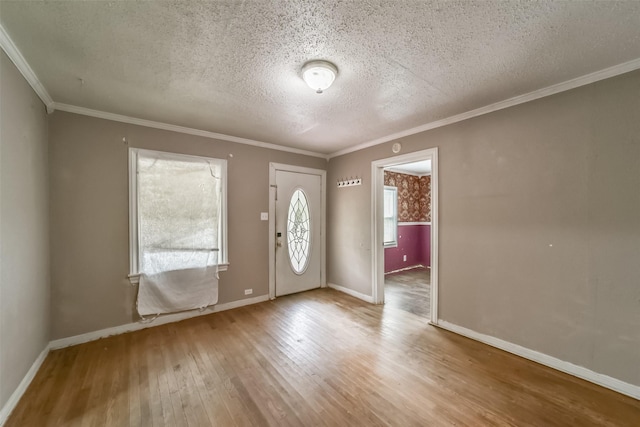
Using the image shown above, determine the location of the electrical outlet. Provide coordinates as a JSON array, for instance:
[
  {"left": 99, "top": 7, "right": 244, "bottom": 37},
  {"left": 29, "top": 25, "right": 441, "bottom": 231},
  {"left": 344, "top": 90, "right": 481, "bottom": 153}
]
[
  {"left": 260, "top": 212, "right": 268, "bottom": 221},
  {"left": 403, "top": 255, "right": 407, "bottom": 262},
  {"left": 244, "top": 289, "right": 253, "bottom": 295}
]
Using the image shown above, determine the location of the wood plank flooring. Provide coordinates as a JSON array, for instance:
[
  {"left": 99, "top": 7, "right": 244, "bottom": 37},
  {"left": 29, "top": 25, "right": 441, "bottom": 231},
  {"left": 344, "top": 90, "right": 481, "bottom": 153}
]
[
  {"left": 384, "top": 267, "right": 430, "bottom": 318},
  {"left": 6, "top": 288, "right": 640, "bottom": 426}
]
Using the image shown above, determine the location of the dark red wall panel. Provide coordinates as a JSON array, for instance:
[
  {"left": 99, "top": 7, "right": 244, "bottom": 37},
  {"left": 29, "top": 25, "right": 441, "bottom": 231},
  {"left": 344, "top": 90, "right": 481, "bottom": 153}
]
[{"left": 384, "top": 224, "right": 430, "bottom": 273}]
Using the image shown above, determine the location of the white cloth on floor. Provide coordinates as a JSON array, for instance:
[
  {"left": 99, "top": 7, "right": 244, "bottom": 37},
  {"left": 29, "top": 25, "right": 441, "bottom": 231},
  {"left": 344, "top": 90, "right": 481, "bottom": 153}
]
[{"left": 137, "top": 266, "right": 218, "bottom": 317}]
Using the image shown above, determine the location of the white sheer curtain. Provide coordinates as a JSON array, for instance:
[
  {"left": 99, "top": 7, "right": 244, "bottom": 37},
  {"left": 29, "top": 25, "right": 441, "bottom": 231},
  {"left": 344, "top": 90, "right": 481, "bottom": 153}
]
[
  {"left": 383, "top": 187, "right": 397, "bottom": 245},
  {"left": 136, "top": 151, "right": 222, "bottom": 317}
]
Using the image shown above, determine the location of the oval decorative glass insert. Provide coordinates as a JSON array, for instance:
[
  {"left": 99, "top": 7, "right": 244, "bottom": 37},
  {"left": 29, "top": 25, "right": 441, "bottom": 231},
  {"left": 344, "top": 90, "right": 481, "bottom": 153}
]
[{"left": 287, "top": 189, "right": 311, "bottom": 274}]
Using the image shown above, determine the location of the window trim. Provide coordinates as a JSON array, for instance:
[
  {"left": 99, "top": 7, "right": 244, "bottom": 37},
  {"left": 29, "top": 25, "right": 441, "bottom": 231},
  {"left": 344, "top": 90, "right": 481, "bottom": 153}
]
[
  {"left": 128, "top": 148, "right": 228, "bottom": 284},
  {"left": 383, "top": 185, "right": 398, "bottom": 248}
]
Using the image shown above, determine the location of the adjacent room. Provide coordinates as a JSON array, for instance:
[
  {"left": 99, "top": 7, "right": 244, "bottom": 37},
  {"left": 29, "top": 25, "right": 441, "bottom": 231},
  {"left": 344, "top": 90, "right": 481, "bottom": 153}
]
[
  {"left": 1, "top": 1, "right": 640, "bottom": 426},
  {"left": 383, "top": 161, "right": 432, "bottom": 318}
]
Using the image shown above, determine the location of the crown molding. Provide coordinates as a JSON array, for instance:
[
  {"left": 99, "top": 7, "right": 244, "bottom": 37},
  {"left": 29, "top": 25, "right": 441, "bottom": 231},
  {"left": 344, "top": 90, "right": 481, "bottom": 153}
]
[
  {"left": 384, "top": 166, "right": 431, "bottom": 177},
  {"left": 53, "top": 103, "right": 328, "bottom": 159},
  {"left": 327, "top": 57, "right": 640, "bottom": 159},
  {"left": 0, "top": 23, "right": 326, "bottom": 159},
  {"left": 4, "top": 16, "right": 640, "bottom": 161},
  {"left": 0, "top": 24, "right": 55, "bottom": 113}
]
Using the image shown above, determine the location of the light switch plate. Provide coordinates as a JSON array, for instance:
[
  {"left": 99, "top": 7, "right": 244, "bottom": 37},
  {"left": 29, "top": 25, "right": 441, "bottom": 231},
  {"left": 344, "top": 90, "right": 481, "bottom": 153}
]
[{"left": 260, "top": 212, "right": 268, "bottom": 221}]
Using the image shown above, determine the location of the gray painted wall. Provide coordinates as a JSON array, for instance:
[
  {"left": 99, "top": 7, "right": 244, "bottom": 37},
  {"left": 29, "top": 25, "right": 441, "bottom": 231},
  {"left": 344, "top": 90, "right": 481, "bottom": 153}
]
[
  {"left": 327, "top": 70, "right": 640, "bottom": 386},
  {"left": 0, "top": 52, "right": 50, "bottom": 409},
  {"left": 49, "top": 111, "right": 326, "bottom": 340}
]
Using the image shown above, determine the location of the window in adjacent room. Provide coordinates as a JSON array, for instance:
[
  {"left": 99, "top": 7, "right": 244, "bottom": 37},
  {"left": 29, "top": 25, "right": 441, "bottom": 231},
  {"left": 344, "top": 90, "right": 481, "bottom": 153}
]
[
  {"left": 383, "top": 185, "right": 398, "bottom": 247},
  {"left": 128, "top": 148, "right": 228, "bottom": 283}
]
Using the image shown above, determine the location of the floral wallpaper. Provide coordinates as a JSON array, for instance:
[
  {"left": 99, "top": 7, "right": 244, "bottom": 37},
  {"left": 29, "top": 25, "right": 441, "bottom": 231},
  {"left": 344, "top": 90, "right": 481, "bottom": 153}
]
[{"left": 384, "top": 171, "right": 431, "bottom": 222}]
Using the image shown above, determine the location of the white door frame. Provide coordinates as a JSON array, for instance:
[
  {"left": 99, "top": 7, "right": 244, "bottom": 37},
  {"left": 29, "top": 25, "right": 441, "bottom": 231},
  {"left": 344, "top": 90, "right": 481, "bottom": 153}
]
[
  {"left": 269, "top": 163, "right": 327, "bottom": 299},
  {"left": 371, "top": 147, "right": 439, "bottom": 324}
]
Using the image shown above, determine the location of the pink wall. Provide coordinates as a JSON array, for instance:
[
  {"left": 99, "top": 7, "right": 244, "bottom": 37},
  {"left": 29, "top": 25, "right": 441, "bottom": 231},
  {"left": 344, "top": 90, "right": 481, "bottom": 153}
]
[{"left": 384, "top": 224, "right": 430, "bottom": 273}]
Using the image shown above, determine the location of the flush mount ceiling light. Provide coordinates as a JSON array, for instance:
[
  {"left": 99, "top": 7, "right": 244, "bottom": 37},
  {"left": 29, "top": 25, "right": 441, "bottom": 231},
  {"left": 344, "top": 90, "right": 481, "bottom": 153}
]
[{"left": 301, "top": 60, "right": 338, "bottom": 94}]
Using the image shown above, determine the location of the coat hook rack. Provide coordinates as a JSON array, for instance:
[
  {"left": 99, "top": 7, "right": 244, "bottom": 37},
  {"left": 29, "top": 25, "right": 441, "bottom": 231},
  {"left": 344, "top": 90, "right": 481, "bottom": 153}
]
[{"left": 337, "top": 176, "right": 362, "bottom": 187}]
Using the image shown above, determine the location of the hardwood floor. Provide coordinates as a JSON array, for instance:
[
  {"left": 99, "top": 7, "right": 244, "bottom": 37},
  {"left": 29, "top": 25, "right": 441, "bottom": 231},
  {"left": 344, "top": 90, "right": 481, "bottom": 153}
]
[
  {"left": 384, "top": 267, "right": 430, "bottom": 318},
  {"left": 7, "top": 289, "right": 639, "bottom": 426}
]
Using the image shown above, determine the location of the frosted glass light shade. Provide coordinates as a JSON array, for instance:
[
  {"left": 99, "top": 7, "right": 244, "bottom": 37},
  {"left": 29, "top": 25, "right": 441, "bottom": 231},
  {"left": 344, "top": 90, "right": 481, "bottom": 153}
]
[{"left": 302, "top": 60, "right": 338, "bottom": 94}]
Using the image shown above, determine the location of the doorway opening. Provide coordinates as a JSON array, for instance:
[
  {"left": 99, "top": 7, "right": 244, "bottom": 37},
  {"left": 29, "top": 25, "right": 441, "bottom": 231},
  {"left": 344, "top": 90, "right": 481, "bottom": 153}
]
[
  {"left": 383, "top": 161, "right": 432, "bottom": 318},
  {"left": 372, "top": 148, "right": 438, "bottom": 324}
]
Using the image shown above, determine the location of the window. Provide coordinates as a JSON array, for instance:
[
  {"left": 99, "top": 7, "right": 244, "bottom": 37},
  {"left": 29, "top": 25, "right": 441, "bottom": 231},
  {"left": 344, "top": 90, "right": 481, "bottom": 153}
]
[
  {"left": 383, "top": 186, "right": 397, "bottom": 247},
  {"left": 287, "top": 188, "right": 311, "bottom": 274},
  {"left": 129, "top": 148, "right": 227, "bottom": 283}
]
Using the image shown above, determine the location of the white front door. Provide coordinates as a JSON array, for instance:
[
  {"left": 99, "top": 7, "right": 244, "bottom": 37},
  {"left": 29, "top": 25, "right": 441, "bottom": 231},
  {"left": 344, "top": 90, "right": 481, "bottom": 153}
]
[{"left": 274, "top": 170, "right": 322, "bottom": 296}]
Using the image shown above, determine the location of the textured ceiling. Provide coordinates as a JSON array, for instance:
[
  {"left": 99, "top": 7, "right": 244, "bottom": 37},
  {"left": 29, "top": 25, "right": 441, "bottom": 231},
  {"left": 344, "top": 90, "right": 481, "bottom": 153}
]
[{"left": 2, "top": 1, "right": 640, "bottom": 155}]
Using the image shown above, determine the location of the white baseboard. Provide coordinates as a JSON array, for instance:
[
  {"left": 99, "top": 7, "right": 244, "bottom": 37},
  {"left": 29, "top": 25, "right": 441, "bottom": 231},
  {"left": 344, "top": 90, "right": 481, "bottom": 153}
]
[
  {"left": 2, "top": 294, "right": 270, "bottom": 425},
  {"left": 435, "top": 320, "right": 640, "bottom": 401},
  {"left": 327, "top": 283, "right": 375, "bottom": 303},
  {"left": 50, "top": 294, "right": 269, "bottom": 350},
  {"left": 0, "top": 345, "right": 50, "bottom": 426}
]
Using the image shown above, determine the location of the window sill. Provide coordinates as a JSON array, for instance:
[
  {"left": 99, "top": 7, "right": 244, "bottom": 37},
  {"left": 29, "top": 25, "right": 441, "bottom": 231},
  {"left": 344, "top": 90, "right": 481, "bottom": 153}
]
[
  {"left": 383, "top": 243, "right": 398, "bottom": 249},
  {"left": 128, "top": 263, "right": 229, "bottom": 285}
]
